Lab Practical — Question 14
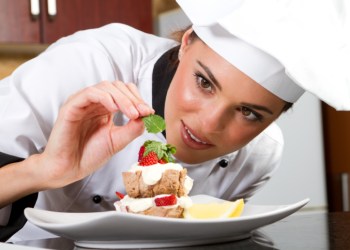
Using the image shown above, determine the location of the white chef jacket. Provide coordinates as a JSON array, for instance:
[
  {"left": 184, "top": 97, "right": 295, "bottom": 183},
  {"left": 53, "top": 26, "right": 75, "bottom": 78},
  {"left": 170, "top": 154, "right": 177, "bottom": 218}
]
[{"left": 0, "top": 24, "right": 284, "bottom": 241}]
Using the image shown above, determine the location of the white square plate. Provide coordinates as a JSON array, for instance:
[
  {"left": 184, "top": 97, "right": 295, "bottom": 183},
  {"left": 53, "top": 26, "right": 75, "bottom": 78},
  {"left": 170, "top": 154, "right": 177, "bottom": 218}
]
[{"left": 24, "top": 195, "right": 309, "bottom": 249}]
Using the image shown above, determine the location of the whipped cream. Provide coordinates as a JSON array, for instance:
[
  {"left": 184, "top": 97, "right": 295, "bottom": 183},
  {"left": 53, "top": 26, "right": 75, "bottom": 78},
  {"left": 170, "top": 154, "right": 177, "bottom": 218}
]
[
  {"left": 128, "top": 162, "right": 193, "bottom": 195},
  {"left": 114, "top": 194, "right": 193, "bottom": 213}
]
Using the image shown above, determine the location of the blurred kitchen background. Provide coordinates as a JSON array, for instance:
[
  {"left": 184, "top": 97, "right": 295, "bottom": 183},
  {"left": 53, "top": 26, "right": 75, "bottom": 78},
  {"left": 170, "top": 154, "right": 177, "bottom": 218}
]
[{"left": 1, "top": 0, "right": 349, "bottom": 213}]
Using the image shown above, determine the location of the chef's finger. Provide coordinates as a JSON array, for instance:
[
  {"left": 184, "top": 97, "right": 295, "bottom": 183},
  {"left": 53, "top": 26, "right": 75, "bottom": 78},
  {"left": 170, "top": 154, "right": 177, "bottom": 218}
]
[
  {"left": 110, "top": 119, "right": 145, "bottom": 153},
  {"left": 61, "top": 85, "right": 118, "bottom": 121},
  {"left": 125, "top": 83, "right": 155, "bottom": 116},
  {"left": 108, "top": 81, "right": 153, "bottom": 119}
]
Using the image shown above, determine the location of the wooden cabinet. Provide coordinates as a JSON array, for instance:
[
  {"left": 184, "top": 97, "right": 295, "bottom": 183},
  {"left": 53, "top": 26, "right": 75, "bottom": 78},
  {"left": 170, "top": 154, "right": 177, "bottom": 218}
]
[
  {"left": 0, "top": 0, "right": 152, "bottom": 44},
  {"left": 0, "top": 0, "right": 41, "bottom": 43},
  {"left": 322, "top": 103, "right": 350, "bottom": 211}
]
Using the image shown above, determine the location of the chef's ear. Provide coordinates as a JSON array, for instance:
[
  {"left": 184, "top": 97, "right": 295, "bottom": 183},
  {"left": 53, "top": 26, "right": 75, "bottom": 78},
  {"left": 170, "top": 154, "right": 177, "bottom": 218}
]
[{"left": 179, "top": 28, "right": 194, "bottom": 60}]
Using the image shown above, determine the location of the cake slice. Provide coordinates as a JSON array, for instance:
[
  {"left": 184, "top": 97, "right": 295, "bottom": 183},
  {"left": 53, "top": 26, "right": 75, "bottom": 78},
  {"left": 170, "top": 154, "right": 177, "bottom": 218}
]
[{"left": 114, "top": 140, "right": 193, "bottom": 218}]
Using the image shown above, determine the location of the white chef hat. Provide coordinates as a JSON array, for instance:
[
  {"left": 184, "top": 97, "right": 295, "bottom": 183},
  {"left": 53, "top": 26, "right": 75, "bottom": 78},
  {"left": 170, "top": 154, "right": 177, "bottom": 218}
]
[{"left": 176, "top": 0, "right": 350, "bottom": 110}]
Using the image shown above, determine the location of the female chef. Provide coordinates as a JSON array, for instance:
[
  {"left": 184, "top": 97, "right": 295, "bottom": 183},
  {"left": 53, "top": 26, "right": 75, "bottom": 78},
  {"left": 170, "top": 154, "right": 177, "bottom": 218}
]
[{"left": 0, "top": 0, "right": 348, "bottom": 242}]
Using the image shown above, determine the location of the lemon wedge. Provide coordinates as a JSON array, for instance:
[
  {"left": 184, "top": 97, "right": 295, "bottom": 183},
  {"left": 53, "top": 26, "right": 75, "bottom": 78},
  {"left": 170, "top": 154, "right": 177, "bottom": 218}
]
[{"left": 183, "top": 198, "right": 244, "bottom": 219}]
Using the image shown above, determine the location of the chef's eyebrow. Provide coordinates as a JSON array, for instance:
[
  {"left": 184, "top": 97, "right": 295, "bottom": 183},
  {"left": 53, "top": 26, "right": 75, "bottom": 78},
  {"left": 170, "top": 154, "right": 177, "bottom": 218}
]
[
  {"left": 196, "top": 60, "right": 274, "bottom": 115},
  {"left": 196, "top": 60, "right": 222, "bottom": 91},
  {"left": 241, "top": 103, "right": 274, "bottom": 115}
]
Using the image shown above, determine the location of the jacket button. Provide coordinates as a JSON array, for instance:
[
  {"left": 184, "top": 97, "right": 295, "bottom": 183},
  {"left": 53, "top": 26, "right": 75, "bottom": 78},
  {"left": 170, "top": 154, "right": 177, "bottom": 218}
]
[
  {"left": 219, "top": 159, "right": 229, "bottom": 168},
  {"left": 92, "top": 195, "right": 102, "bottom": 204}
]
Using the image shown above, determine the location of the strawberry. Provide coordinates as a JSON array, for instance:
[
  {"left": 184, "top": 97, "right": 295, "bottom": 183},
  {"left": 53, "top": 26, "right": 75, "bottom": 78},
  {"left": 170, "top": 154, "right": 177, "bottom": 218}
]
[
  {"left": 137, "top": 140, "right": 176, "bottom": 166},
  {"left": 115, "top": 191, "right": 125, "bottom": 200},
  {"left": 154, "top": 194, "right": 177, "bottom": 206},
  {"left": 138, "top": 145, "right": 145, "bottom": 161},
  {"left": 158, "top": 159, "right": 167, "bottom": 164},
  {"left": 139, "top": 151, "right": 159, "bottom": 166}
]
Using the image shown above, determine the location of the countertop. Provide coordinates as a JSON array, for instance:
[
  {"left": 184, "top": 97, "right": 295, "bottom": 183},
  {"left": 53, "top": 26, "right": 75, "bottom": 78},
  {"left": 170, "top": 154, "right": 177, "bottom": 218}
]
[{"left": 3, "top": 211, "right": 350, "bottom": 250}]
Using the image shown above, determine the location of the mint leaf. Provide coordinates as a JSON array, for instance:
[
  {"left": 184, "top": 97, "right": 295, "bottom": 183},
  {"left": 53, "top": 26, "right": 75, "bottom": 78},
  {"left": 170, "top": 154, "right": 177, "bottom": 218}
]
[
  {"left": 142, "top": 114, "right": 166, "bottom": 134},
  {"left": 143, "top": 140, "right": 176, "bottom": 163},
  {"left": 144, "top": 141, "right": 165, "bottom": 158}
]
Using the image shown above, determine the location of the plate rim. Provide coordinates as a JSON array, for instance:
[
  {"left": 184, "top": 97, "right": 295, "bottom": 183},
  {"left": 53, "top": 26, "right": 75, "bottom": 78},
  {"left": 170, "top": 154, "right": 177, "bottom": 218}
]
[
  {"left": 23, "top": 195, "right": 310, "bottom": 248},
  {"left": 24, "top": 195, "right": 310, "bottom": 227}
]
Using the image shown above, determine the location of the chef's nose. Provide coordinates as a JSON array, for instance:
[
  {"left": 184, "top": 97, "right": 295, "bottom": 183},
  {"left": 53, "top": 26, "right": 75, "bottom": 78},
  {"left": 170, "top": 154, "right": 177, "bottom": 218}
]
[{"left": 200, "top": 105, "right": 229, "bottom": 133}]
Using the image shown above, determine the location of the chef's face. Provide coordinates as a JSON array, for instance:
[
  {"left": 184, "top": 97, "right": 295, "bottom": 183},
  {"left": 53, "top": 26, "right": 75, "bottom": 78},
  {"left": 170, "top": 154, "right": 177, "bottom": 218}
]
[{"left": 164, "top": 29, "right": 286, "bottom": 164}]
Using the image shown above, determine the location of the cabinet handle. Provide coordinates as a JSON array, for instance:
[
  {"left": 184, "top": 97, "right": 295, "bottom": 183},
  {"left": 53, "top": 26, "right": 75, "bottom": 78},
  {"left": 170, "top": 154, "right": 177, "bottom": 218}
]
[
  {"left": 47, "top": 0, "right": 57, "bottom": 20},
  {"left": 341, "top": 172, "right": 349, "bottom": 212},
  {"left": 30, "top": 0, "right": 40, "bottom": 20}
]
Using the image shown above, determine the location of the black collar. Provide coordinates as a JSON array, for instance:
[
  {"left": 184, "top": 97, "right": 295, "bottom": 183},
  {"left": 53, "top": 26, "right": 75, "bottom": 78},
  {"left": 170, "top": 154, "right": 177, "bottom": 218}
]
[{"left": 152, "top": 46, "right": 180, "bottom": 120}]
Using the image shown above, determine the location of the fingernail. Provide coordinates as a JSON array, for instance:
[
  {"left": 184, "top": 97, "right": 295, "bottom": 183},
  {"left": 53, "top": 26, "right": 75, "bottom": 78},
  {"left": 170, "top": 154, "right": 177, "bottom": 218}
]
[
  {"left": 129, "top": 107, "right": 139, "bottom": 117},
  {"left": 138, "top": 103, "right": 152, "bottom": 113}
]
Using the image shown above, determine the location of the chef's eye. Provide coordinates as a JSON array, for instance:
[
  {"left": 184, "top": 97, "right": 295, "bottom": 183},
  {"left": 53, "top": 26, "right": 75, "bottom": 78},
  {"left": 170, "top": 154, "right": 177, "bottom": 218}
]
[
  {"left": 239, "top": 107, "right": 263, "bottom": 122},
  {"left": 194, "top": 73, "right": 214, "bottom": 94}
]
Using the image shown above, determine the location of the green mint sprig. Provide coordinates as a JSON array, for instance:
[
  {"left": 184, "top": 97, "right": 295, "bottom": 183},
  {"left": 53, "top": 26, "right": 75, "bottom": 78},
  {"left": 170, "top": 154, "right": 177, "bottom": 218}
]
[
  {"left": 141, "top": 115, "right": 177, "bottom": 163},
  {"left": 143, "top": 140, "right": 177, "bottom": 163},
  {"left": 142, "top": 114, "right": 166, "bottom": 134}
]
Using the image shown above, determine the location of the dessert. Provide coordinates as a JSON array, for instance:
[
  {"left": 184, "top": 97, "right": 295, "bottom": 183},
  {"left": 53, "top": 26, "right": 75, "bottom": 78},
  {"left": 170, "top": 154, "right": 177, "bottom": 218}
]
[
  {"left": 114, "top": 114, "right": 193, "bottom": 218},
  {"left": 114, "top": 140, "right": 193, "bottom": 218}
]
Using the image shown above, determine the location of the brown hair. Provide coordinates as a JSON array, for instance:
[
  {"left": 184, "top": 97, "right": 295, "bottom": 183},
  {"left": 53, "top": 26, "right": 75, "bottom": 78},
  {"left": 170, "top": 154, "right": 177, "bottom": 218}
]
[{"left": 171, "top": 26, "right": 197, "bottom": 42}]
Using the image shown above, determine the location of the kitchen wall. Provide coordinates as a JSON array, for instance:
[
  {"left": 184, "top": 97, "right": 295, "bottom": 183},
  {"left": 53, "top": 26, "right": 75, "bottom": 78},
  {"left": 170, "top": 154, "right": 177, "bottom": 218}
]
[
  {"left": 156, "top": 7, "right": 328, "bottom": 211},
  {"left": 249, "top": 93, "right": 327, "bottom": 211},
  {"left": 153, "top": 0, "right": 179, "bottom": 18}
]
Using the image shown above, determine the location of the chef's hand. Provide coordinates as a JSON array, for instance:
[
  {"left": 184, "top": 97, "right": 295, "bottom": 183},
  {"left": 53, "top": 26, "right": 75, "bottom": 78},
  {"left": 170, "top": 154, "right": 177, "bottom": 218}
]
[{"left": 38, "top": 81, "right": 154, "bottom": 188}]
